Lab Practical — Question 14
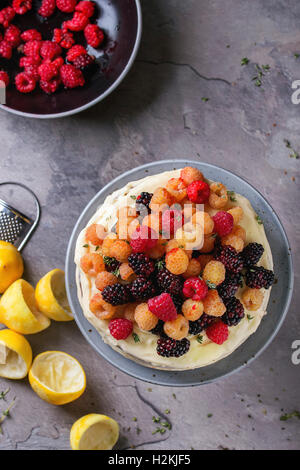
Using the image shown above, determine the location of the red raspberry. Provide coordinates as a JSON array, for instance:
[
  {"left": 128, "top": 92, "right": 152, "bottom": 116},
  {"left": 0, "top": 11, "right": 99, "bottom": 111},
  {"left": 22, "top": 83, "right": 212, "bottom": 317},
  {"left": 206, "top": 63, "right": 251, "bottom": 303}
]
[
  {"left": 38, "top": 0, "right": 56, "bottom": 17},
  {"left": 40, "top": 41, "right": 62, "bottom": 60},
  {"left": 38, "top": 61, "right": 58, "bottom": 81},
  {"left": 73, "top": 53, "right": 95, "bottom": 70},
  {"left": 0, "top": 41, "right": 12, "bottom": 59},
  {"left": 19, "top": 55, "right": 41, "bottom": 67},
  {"left": 161, "top": 209, "right": 183, "bottom": 236},
  {"left": 24, "top": 40, "right": 42, "bottom": 57},
  {"left": 0, "top": 7, "right": 15, "bottom": 28},
  {"left": 64, "top": 12, "right": 89, "bottom": 31},
  {"left": 0, "top": 71, "right": 9, "bottom": 87},
  {"left": 212, "top": 211, "right": 234, "bottom": 237},
  {"left": 12, "top": 0, "right": 32, "bottom": 15},
  {"left": 40, "top": 77, "right": 61, "bottom": 94},
  {"left": 53, "top": 28, "right": 74, "bottom": 49},
  {"left": 56, "top": 0, "right": 76, "bottom": 13},
  {"left": 4, "top": 25, "right": 21, "bottom": 48},
  {"left": 108, "top": 318, "right": 133, "bottom": 340},
  {"left": 84, "top": 24, "right": 104, "bottom": 48},
  {"left": 60, "top": 64, "right": 85, "bottom": 88},
  {"left": 15, "top": 72, "right": 36, "bottom": 93},
  {"left": 130, "top": 225, "right": 158, "bottom": 253},
  {"left": 52, "top": 56, "right": 64, "bottom": 69},
  {"left": 148, "top": 293, "right": 178, "bottom": 322},
  {"left": 183, "top": 277, "right": 208, "bottom": 301},
  {"left": 206, "top": 321, "right": 228, "bottom": 345},
  {"left": 75, "top": 1, "right": 95, "bottom": 17},
  {"left": 21, "top": 29, "right": 42, "bottom": 42},
  {"left": 66, "top": 44, "right": 87, "bottom": 62},
  {"left": 187, "top": 180, "right": 210, "bottom": 204},
  {"left": 24, "top": 64, "right": 39, "bottom": 80}
]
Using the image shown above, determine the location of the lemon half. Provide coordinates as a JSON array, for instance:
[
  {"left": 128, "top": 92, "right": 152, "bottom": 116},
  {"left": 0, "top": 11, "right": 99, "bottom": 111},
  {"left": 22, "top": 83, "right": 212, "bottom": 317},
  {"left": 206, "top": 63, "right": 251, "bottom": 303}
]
[
  {"left": 29, "top": 351, "right": 86, "bottom": 405},
  {"left": 0, "top": 279, "right": 50, "bottom": 335},
  {"left": 35, "top": 269, "right": 73, "bottom": 322},
  {"left": 0, "top": 329, "right": 32, "bottom": 379},
  {"left": 70, "top": 414, "right": 119, "bottom": 450},
  {"left": 0, "top": 241, "right": 24, "bottom": 294}
]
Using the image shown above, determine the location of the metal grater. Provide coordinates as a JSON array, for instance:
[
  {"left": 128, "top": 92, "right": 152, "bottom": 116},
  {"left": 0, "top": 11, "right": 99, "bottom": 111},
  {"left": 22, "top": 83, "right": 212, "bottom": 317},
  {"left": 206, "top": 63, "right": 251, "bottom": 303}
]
[{"left": 0, "top": 182, "right": 40, "bottom": 251}]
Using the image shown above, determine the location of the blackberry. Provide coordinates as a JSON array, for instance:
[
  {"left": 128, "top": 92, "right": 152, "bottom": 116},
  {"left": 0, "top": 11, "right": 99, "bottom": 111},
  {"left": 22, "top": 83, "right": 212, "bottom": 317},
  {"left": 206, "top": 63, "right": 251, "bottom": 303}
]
[
  {"left": 222, "top": 297, "right": 245, "bottom": 326},
  {"left": 135, "top": 192, "right": 153, "bottom": 215},
  {"left": 73, "top": 53, "right": 95, "bottom": 71},
  {"left": 157, "top": 337, "right": 190, "bottom": 358},
  {"left": 150, "top": 319, "right": 166, "bottom": 337},
  {"left": 245, "top": 266, "right": 274, "bottom": 289},
  {"left": 103, "top": 256, "right": 121, "bottom": 273},
  {"left": 188, "top": 313, "right": 216, "bottom": 335},
  {"left": 128, "top": 253, "right": 155, "bottom": 277},
  {"left": 156, "top": 267, "right": 183, "bottom": 296},
  {"left": 242, "top": 243, "right": 264, "bottom": 267},
  {"left": 102, "top": 283, "right": 131, "bottom": 305},
  {"left": 130, "top": 276, "right": 156, "bottom": 301},
  {"left": 170, "top": 294, "right": 184, "bottom": 313},
  {"left": 218, "top": 272, "right": 243, "bottom": 300},
  {"left": 215, "top": 245, "right": 243, "bottom": 274}
]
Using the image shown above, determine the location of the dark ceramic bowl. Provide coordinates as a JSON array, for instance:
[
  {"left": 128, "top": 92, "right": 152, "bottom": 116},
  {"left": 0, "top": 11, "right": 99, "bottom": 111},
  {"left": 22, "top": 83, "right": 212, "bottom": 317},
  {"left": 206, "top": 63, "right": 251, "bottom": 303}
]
[{"left": 0, "top": 0, "right": 142, "bottom": 118}]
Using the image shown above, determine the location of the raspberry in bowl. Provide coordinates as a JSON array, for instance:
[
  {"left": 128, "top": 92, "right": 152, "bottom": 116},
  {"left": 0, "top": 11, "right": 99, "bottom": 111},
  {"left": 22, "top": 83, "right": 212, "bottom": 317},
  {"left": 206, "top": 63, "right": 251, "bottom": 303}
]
[
  {"left": 0, "top": 0, "right": 141, "bottom": 117},
  {"left": 68, "top": 160, "right": 291, "bottom": 382}
]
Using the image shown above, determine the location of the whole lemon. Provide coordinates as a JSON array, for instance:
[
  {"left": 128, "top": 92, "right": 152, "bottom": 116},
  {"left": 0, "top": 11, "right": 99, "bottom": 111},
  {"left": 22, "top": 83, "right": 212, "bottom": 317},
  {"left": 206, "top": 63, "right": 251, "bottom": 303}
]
[{"left": 0, "top": 241, "right": 24, "bottom": 294}]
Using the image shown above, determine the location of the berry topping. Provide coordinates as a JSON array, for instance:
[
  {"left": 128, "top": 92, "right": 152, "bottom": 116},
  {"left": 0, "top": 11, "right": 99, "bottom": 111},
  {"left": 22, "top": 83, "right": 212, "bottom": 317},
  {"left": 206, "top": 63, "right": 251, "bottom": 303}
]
[
  {"left": 245, "top": 266, "right": 274, "bottom": 289},
  {"left": 21, "top": 29, "right": 42, "bottom": 42},
  {"left": 183, "top": 277, "right": 208, "bottom": 301},
  {"left": 64, "top": 11, "right": 89, "bottom": 31},
  {"left": 148, "top": 293, "right": 178, "bottom": 322},
  {"left": 222, "top": 297, "right": 245, "bottom": 326},
  {"left": 217, "top": 272, "right": 243, "bottom": 300},
  {"left": 128, "top": 253, "right": 155, "bottom": 277},
  {"left": 102, "top": 283, "right": 132, "bottom": 305},
  {"left": 84, "top": 24, "right": 105, "bottom": 48},
  {"left": 206, "top": 321, "right": 229, "bottom": 345},
  {"left": 0, "top": 41, "right": 12, "bottom": 59},
  {"left": 242, "top": 242, "right": 264, "bottom": 267},
  {"left": 212, "top": 211, "right": 234, "bottom": 237},
  {"left": 135, "top": 192, "right": 153, "bottom": 215},
  {"left": 66, "top": 44, "right": 87, "bottom": 62},
  {"left": 12, "top": 0, "right": 32, "bottom": 15},
  {"left": 130, "top": 225, "right": 158, "bottom": 253},
  {"left": 103, "top": 256, "right": 121, "bottom": 273},
  {"left": 188, "top": 313, "right": 216, "bottom": 335},
  {"left": 38, "top": 0, "right": 56, "bottom": 17},
  {"left": 15, "top": 72, "right": 36, "bottom": 93},
  {"left": 75, "top": 1, "right": 95, "bottom": 18},
  {"left": 0, "top": 7, "right": 15, "bottom": 29},
  {"left": 4, "top": 24, "right": 21, "bottom": 48},
  {"left": 53, "top": 28, "right": 75, "bottom": 49},
  {"left": 187, "top": 180, "right": 210, "bottom": 204},
  {"left": 73, "top": 53, "right": 95, "bottom": 71},
  {"left": 56, "top": 0, "right": 77, "bottom": 13},
  {"left": 60, "top": 64, "right": 85, "bottom": 88},
  {"left": 130, "top": 276, "right": 156, "bottom": 301},
  {"left": 215, "top": 245, "right": 244, "bottom": 274},
  {"left": 157, "top": 337, "right": 190, "bottom": 357},
  {"left": 109, "top": 318, "right": 133, "bottom": 340},
  {"left": 40, "top": 41, "right": 62, "bottom": 60},
  {"left": 156, "top": 267, "right": 183, "bottom": 296}
]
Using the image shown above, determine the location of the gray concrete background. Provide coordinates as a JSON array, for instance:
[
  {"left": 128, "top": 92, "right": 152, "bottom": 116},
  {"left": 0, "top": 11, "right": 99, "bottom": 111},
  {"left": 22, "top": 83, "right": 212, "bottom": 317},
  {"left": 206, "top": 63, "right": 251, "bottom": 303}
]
[{"left": 0, "top": 0, "right": 299, "bottom": 450}]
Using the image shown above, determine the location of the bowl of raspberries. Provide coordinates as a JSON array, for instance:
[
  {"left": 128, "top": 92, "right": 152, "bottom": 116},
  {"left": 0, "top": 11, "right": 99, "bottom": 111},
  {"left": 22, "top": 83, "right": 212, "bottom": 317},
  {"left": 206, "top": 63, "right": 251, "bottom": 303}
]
[
  {"left": 66, "top": 160, "right": 293, "bottom": 386},
  {"left": 0, "top": 0, "right": 142, "bottom": 117}
]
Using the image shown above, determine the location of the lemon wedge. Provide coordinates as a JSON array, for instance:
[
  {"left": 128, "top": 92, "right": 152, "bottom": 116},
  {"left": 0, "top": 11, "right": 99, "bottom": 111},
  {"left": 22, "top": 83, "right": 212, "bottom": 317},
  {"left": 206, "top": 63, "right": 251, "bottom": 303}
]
[
  {"left": 29, "top": 351, "right": 86, "bottom": 405},
  {"left": 0, "top": 241, "right": 24, "bottom": 294},
  {"left": 0, "top": 279, "right": 50, "bottom": 335},
  {"left": 35, "top": 269, "right": 73, "bottom": 322},
  {"left": 70, "top": 414, "right": 119, "bottom": 450},
  {"left": 0, "top": 329, "right": 32, "bottom": 379}
]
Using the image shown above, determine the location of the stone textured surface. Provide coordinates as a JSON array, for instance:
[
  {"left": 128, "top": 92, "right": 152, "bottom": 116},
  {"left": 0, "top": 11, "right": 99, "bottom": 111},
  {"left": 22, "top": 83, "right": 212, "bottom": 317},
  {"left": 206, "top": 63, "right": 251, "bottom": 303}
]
[{"left": 0, "top": 0, "right": 299, "bottom": 450}]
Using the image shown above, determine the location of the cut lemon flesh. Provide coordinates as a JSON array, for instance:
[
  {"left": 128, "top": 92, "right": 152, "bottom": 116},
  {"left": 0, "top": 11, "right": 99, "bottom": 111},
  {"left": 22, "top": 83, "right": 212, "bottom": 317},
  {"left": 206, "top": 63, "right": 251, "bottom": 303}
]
[
  {"left": 0, "top": 329, "right": 32, "bottom": 379},
  {"left": 35, "top": 269, "right": 73, "bottom": 322},
  {"left": 0, "top": 279, "right": 50, "bottom": 335},
  {"left": 29, "top": 351, "right": 86, "bottom": 405},
  {"left": 70, "top": 414, "right": 119, "bottom": 450},
  {"left": 0, "top": 241, "right": 24, "bottom": 294}
]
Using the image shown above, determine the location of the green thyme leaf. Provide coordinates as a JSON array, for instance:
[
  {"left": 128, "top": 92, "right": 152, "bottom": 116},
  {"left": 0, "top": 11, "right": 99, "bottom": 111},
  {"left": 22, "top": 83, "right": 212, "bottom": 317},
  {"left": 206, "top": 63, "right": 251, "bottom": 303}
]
[
  {"left": 132, "top": 333, "right": 140, "bottom": 343},
  {"left": 247, "top": 314, "right": 254, "bottom": 320},
  {"left": 206, "top": 280, "right": 217, "bottom": 289},
  {"left": 83, "top": 244, "right": 89, "bottom": 248},
  {"left": 227, "top": 190, "right": 237, "bottom": 202},
  {"left": 201, "top": 97, "right": 209, "bottom": 102},
  {"left": 255, "top": 215, "right": 263, "bottom": 225},
  {"left": 207, "top": 413, "right": 213, "bottom": 418},
  {"left": 152, "top": 416, "right": 161, "bottom": 423},
  {"left": 280, "top": 411, "right": 300, "bottom": 421},
  {"left": 0, "top": 389, "right": 9, "bottom": 400},
  {"left": 130, "top": 195, "right": 137, "bottom": 200},
  {"left": 241, "top": 57, "right": 249, "bottom": 66},
  {"left": 197, "top": 335, "right": 203, "bottom": 344}
]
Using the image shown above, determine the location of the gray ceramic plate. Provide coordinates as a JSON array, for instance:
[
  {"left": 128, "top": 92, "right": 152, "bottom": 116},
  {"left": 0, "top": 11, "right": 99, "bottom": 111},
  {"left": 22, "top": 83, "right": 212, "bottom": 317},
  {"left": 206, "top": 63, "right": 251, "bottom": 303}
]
[{"left": 65, "top": 160, "right": 294, "bottom": 386}]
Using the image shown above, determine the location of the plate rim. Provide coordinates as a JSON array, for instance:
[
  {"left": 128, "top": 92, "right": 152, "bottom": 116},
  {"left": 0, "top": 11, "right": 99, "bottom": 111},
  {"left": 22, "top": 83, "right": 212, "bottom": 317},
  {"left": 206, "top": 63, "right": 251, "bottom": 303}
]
[
  {"left": 0, "top": 0, "right": 143, "bottom": 120},
  {"left": 65, "top": 159, "right": 294, "bottom": 386}
]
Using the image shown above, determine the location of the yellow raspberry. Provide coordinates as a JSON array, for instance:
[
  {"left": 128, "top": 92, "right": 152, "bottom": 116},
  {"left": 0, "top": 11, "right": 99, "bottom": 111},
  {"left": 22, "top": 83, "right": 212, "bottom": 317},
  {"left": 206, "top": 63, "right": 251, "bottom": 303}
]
[
  {"left": 134, "top": 303, "right": 158, "bottom": 331},
  {"left": 166, "top": 239, "right": 180, "bottom": 252},
  {"left": 109, "top": 240, "right": 132, "bottom": 262},
  {"left": 227, "top": 206, "right": 243, "bottom": 225},
  {"left": 202, "top": 260, "right": 225, "bottom": 286},
  {"left": 119, "top": 263, "right": 135, "bottom": 281},
  {"left": 203, "top": 290, "right": 226, "bottom": 317},
  {"left": 142, "top": 212, "right": 162, "bottom": 232},
  {"left": 116, "top": 216, "right": 136, "bottom": 240},
  {"left": 200, "top": 234, "right": 215, "bottom": 253},
  {"left": 124, "top": 303, "right": 138, "bottom": 322},
  {"left": 231, "top": 224, "right": 246, "bottom": 241},
  {"left": 163, "top": 314, "right": 189, "bottom": 340},
  {"left": 85, "top": 223, "right": 107, "bottom": 246},
  {"left": 221, "top": 234, "right": 244, "bottom": 252},
  {"left": 183, "top": 258, "right": 201, "bottom": 279},
  {"left": 182, "top": 299, "right": 204, "bottom": 321},
  {"left": 149, "top": 187, "right": 174, "bottom": 212},
  {"left": 165, "top": 248, "right": 189, "bottom": 275},
  {"left": 165, "top": 177, "right": 187, "bottom": 201},
  {"left": 198, "top": 254, "right": 214, "bottom": 269},
  {"left": 95, "top": 271, "right": 118, "bottom": 291},
  {"left": 89, "top": 293, "right": 117, "bottom": 320},
  {"left": 242, "top": 288, "right": 264, "bottom": 311},
  {"left": 209, "top": 182, "right": 228, "bottom": 209},
  {"left": 147, "top": 238, "right": 168, "bottom": 259},
  {"left": 175, "top": 222, "right": 202, "bottom": 250},
  {"left": 180, "top": 166, "right": 204, "bottom": 185},
  {"left": 80, "top": 253, "right": 105, "bottom": 276},
  {"left": 101, "top": 233, "right": 117, "bottom": 257},
  {"left": 192, "top": 211, "right": 214, "bottom": 235}
]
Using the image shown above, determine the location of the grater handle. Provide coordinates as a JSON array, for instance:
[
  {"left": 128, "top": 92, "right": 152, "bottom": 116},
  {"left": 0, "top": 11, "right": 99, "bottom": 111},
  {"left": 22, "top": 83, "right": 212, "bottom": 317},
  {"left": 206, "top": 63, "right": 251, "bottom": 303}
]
[{"left": 0, "top": 182, "right": 41, "bottom": 251}]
